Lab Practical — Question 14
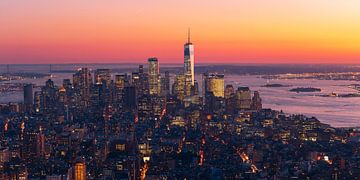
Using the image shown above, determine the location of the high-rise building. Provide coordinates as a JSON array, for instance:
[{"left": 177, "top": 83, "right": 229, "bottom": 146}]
[
  {"left": 94, "top": 69, "right": 111, "bottom": 86},
  {"left": 236, "top": 87, "right": 252, "bottom": 110},
  {"left": 251, "top": 91, "right": 262, "bottom": 111},
  {"left": 224, "top": 85, "right": 235, "bottom": 99},
  {"left": 114, "top": 74, "right": 127, "bottom": 107},
  {"left": 0, "top": 147, "right": 10, "bottom": 165},
  {"left": 40, "top": 79, "right": 57, "bottom": 113},
  {"left": 161, "top": 71, "right": 170, "bottom": 96},
  {"left": 63, "top": 79, "right": 72, "bottom": 90},
  {"left": 34, "top": 91, "right": 41, "bottom": 113},
  {"left": 73, "top": 161, "right": 86, "bottom": 180},
  {"left": 138, "top": 95, "right": 151, "bottom": 122},
  {"left": 184, "top": 29, "right": 195, "bottom": 86},
  {"left": 21, "top": 128, "right": 45, "bottom": 160},
  {"left": 132, "top": 70, "right": 148, "bottom": 100},
  {"left": 62, "top": 79, "right": 73, "bottom": 105},
  {"left": 148, "top": 58, "right": 161, "bottom": 95},
  {"left": 139, "top": 64, "right": 144, "bottom": 74},
  {"left": 225, "top": 85, "right": 236, "bottom": 114},
  {"left": 138, "top": 65, "right": 149, "bottom": 96},
  {"left": 73, "top": 68, "right": 92, "bottom": 107},
  {"left": 103, "top": 105, "right": 113, "bottom": 137},
  {"left": 203, "top": 73, "right": 225, "bottom": 98},
  {"left": 203, "top": 73, "right": 225, "bottom": 114},
  {"left": 190, "top": 81, "right": 201, "bottom": 105},
  {"left": 36, "top": 128, "right": 45, "bottom": 158},
  {"left": 2, "top": 158, "right": 28, "bottom": 180},
  {"left": 131, "top": 72, "right": 140, "bottom": 88},
  {"left": 115, "top": 74, "right": 127, "bottom": 89},
  {"left": 138, "top": 94, "right": 164, "bottom": 122},
  {"left": 24, "top": 84, "right": 34, "bottom": 106},
  {"left": 58, "top": 86, "right": 67, "bottom": 104},
  {"left": 124, "top": 86, "right": 137, "bottom": 110},
  {"left": 172, "top": 74, "right": 186, "bottom": 101}
]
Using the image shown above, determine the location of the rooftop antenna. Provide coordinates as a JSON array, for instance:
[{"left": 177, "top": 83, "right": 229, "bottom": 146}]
[{"left": 188, "top": 28, "right": 191, "bottom": 43}]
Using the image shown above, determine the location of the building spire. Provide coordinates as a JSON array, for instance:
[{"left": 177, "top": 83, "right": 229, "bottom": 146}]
[{"left": 188, "top": 28, "right": 191, "bottom": 43}]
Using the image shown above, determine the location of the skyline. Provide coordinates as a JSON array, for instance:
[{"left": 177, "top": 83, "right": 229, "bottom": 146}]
[
  {"left": 1, "top": 0, "right": 360, "bottom": 64},
  {"left": 1, "top": 1, "right": 360, "bottom": 178}
]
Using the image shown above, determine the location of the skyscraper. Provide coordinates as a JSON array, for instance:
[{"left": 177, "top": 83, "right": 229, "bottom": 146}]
[
  {"left": 236, "top": 87, "right": 252, "bottom": 110},
  {"left": 184, "top": 29, "right": 195, "bottom": 86},
  {"left": 24, "top": 84, "right": 34, "bottom": 105},
  {"left": 161, "top": 71, "right": 170, "bottom": 96},
  {"left": 73, "top": 161, "right": 86, "bottom": 180},
  {"left": 148, "top": 58, "right": 161, "bottom": 95},
  {"left": 34, "top": 91, "right": 41, "bottom": 113},
  {"left": 114, "top": 74, "right": 130, "bottom": 108},
  {"left": 115, "top": 74, "right": 127, "bottom": 89},
  {"left": 203, "top": 73, "right": 225, "bottom": 114},
  {"left": 224, "top": 85, "right": 236, "bottom": 114},
  {"left": 224, "top": 85, "right": 235, "bottom": 99},
  {"left": 40, "top": 79, "right": 57, "bottom": 113},
  {"left": 94, "top": 69, "right": 111, "bottom": 86},
  {"left": 203, "top": 73, "right": 225, "bottom": 98},
  {"left": 251, "top": 91, "right": 262, "bottom": 111},
  {"left": 138, "top": 65, "right": 149, "bottom": 96},
  {"left": 138, "top": 94, "right": 151, "bottom": 122},
  {"left": 172, "top": 74, "right": 186, "bottom": 101},
  {"left": 124, "top": 86, "right": 137, "bottom": 110},
  {"left": 73, "top": 68, "right": 92, "bottom": 107}
]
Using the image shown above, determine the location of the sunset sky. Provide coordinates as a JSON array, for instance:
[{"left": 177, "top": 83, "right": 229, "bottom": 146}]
[{"left": 1, "top": 0, "right": 360, "bottom": 64}]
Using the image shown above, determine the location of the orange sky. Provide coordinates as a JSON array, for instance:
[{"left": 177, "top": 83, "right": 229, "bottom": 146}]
[{"left": 1, "top": 0, "right": 360, "bottom": 64}]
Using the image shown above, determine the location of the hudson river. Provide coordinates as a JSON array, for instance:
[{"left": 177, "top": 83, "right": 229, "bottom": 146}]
[{"left": 1, "top": 64, "right": 359, "bottom": 127}]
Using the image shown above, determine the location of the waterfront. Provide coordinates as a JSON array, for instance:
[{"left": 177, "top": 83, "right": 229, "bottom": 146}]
[
  {"left": 227, "top": 75, "right": 360, "bottom": 127},
  {"left": 0, "top": 65, "right": 359, "bottom": 127}
]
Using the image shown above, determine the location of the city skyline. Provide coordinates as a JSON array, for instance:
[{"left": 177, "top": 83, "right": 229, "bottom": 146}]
[
  {"left": 1, "top": 57, "right": 359, "bottom": 179},
  {"left": 1, "top": 1, "right": 360, "bottom": 179},
  {"left": 1, "top": 0, "right": 360, "bottom": 64}
]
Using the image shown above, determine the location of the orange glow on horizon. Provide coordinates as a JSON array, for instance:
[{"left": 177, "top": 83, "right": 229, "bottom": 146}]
[{"left": 1, "top": 0, "right": 360, "bottom": 64}]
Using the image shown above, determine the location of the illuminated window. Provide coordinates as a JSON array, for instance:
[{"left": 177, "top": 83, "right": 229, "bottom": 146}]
[
  {"left": 116, "top": 163, "right": 123, "bottom": 170},
  {"left": 116, "top": 144, "right": 125, "bottom": 151}
]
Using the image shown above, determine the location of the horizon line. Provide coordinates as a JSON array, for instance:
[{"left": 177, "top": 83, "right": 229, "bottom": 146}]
[{"left": 1, "top": 62, "right": 360, "bottom": 66}]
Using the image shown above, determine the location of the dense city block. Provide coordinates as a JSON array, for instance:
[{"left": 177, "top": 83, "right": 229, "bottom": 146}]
[
  {"left": 0, "top": 62, "right": 359, "bottom": 179},
  {"left": 0, "top": 36, "right": 359, "bottom": 179}
]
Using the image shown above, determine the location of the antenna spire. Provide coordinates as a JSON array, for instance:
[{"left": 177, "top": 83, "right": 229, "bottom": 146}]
[{"left": 188, "top": 28, "right": 191, "bottom": 43}]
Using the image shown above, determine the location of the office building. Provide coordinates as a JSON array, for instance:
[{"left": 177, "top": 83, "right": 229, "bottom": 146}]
[
  {"left": 73, "top": 68, "right": 92, "bottom": 107},
  {"left": 224, "top": 85, "right": 235, "bottom": 99},
  {"left": 73, "top": 161, "right": 86, "bottom": 180},
  {"left": 124, "top": 86, "right": 137, "bottom": 110},
  {"left": 161, "top": 71, "right": 170, "bottom": 97},
  {"left": 172, "top": 74, "right": 186, "bottom": 101},
  {"left": 94, "top": 69, "right": 111, "bottom": 86},
  {"left": 184, "top": 29, "right": 195, "bottom": 86},
  {"left": 236, "top": 87, "right": 252, "bottom": 110},
  {"left": 148, "top": 58, "right": 161, "bottom": 95},
  {"left": 251, "top": 91, "right": 262, "bottom": 110},
  {"left": 203, "top": 73, "right": 225, "bottom": 98},
  {"left": 24, "top": 84, "right": 34, "bottom": 105}
]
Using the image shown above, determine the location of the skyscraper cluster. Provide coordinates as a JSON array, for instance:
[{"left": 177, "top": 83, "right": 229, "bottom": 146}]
[{"left": 0, "top": 31, "right": 358, "bottom": 179}]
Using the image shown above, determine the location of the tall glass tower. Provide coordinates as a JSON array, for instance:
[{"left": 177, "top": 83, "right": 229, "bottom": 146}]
[
  {"left": 148, "top": 57, "right": 160, "bottom": 95},
  {"left": 184, "top": 29, "right": 195, "bottom": 86}
]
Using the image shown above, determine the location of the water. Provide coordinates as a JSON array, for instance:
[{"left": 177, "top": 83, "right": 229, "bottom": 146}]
[
  {"left": 0, "top": 64, "right": 359, "bottom": 127},
  {"left": 226, "top": 75, "right": 360, "bottom": 128}
]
